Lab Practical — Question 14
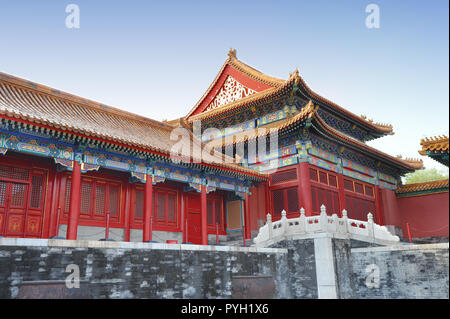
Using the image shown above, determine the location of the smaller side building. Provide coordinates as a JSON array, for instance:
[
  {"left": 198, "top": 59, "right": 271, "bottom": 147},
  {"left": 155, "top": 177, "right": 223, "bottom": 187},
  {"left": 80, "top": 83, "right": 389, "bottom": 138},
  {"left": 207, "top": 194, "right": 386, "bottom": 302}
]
[{"left": 394, "top": 135, "right": 449, "bottom": 242}]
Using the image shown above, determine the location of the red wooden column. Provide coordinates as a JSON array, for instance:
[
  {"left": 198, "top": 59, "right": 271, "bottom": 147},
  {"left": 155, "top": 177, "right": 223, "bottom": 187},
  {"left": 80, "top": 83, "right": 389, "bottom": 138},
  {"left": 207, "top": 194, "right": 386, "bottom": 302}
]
[
  {"left": 265, "top": 180, "right": 271, "bottom": 215},
  {"left": 123, "top": 183, "right": 132, "bottom": 242},
  {"left": 298, "top": 161, "right": 313, "bottom": 216},
  {"left": 337, "top": 173, "right": 346, "bottom": 217},
  {"left": 244, "top": 193, "right": 251, "bottom": 239},
  {"left": 374, "top": 185, "right": 384, "bottom": 225},
  {"left": 143, "top": 174, "right": 153, "bottom": 242},
  {"left": 66, "top": 161, "right": 81, "bottom": 240},
  {"left": 296, "top": 164, "right": 304, "bottom": 215},
  {"left": 200, "top": 185, "right": 208, "bottom": 245}
]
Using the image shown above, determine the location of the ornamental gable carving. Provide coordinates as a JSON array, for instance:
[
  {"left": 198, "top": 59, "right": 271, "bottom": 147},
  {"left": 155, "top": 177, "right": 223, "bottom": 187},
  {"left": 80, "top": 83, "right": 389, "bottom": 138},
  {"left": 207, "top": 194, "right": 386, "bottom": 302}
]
[{"left": 206, "top": 76, "right": 256, "bottom": 111}]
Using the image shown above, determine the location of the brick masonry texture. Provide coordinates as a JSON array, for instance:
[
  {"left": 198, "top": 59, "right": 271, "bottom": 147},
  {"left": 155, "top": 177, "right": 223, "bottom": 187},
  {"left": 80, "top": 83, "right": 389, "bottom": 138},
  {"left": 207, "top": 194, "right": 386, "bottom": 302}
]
[
  {"left": 350, "top": 244, "right": 449, "bottom": 299},
  {"left": 0, "top": 244, "right": 288, "bottom": 299},
  {"left": 0, "top": 239, "right": 448, "bottom": 299},
  {"left": 271, "top": 238, "right": 318, "bottom": 298}
]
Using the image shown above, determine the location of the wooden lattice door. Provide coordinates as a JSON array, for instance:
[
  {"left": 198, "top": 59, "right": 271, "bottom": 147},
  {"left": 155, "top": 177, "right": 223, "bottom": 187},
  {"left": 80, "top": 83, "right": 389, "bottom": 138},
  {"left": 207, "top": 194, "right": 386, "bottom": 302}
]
[{"left": 0, "top": 164, "right": 46, "bottom": 238}]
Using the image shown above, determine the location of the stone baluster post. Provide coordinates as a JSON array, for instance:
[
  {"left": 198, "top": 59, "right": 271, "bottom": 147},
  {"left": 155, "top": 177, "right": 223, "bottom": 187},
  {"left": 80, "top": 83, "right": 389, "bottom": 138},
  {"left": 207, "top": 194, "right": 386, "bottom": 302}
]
[
  {"left": 342, "top": 209, "right": 349, "bottom": 236},
  {"left": 267, "top": 213, "right": 273, "bottom": 240},
  {"left": 367, "top": 212, "right": 375, "bottom": 240},
  {"left": 281, "top": 210, "right": 288, "bottom": 235},
  {"left": 320, "top": 205, "right": 328, "bottom": 232},
  {"left": 299, "top": 207, "right": 306, "bottom": 233}
]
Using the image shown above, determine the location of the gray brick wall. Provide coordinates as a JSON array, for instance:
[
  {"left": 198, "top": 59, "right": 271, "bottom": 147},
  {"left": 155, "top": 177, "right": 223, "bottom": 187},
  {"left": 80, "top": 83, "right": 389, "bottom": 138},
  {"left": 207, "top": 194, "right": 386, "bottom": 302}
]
[
  {"left": 350, "top": 244, "right": 449, "bottom": 299},
  {"left": 0, "top": 238, "right": 448, "bottom": 299},
  {"left": 0, "top": 240, "right": 289, "bottom": 299}
]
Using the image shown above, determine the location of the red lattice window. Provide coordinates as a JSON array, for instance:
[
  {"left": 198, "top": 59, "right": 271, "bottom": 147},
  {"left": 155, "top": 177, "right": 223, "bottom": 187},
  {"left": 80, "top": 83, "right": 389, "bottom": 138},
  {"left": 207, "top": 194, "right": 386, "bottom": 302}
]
[
  {"left": 157, "top": 193, "right": 165, "bottom": 220},
  {"left": 345, "top": 195, "right": 375, "bottom": 221},
  {"left": 311, "top": 167, "right": 338, "bottom": 189},
  {"left": 0, "top": 164, "right": 30, "bottom": 182},
  {"left": 152, "top": 189, "right": 178, "bottom": 225},
  {"left": 319, "top": 171, "right": 327, "bottom": 184},
  {"left": 329, "top": 175, "right": 337, "bottom": 188},
  {"left": 343, "top": 178, "right": 375, "bottom": 198},
  {"left": 214, "top": 201, "right": 221, "bottom": 225},
  {"left": 310, "top": 168, "right": 318, "bottom": 182},
  {"left": 135, "top": 190, "right": 144, "bottom": 218},
  {"left": 30, "top": 175, "right": 44, "bottom": 208},
  {"left": 272, "top": 187, "right": 298, "bottom": 218},
  {"left": 207, "top": 197, "right": 222, "bottom": 226},
  {"left": 311, "top": 185, "right": 339, "bottom": 215},
  {"left": 80, "top": 182, "right": 92, "bottom": 214},
  {"left": 64, "top": 176, "right": 121, "bottom": 220},
  {"left": 344, "top": 179, "right": 354, "bottom": 192},
  {"left": 207, "top": 201, "right": 213, "bottom": 225},
  {"left": 109, "top": 185, "right": 119, "bottom": 217},
  {"left": 0, "top": 181, "right": 6, "bottom": 206},
  {"left": 94, "top": 184, "right": 106, "bottom": 216},
  {"left": 271, "top": 169, "right": 297, "bottom": 184},
  {"left": 355, "top": 183, "right": 364, "bottom": 194},
  {"left": 11, "top": 183, "right": 27, "bottom": 207},
  {"left": 364, "top": 185, "right": 374, "bottom": 197},
  {"left": 272, "top": 189, "right": 285, "bottom": 217},
  {"left": 167, "top": 194, "right": 176, "bottom": 221},
  {"left": 64, "top": 179, "right": 71, "bottom": 212},
  {"left": 287, "top": 188, "right": 299, "bottom": 213}
]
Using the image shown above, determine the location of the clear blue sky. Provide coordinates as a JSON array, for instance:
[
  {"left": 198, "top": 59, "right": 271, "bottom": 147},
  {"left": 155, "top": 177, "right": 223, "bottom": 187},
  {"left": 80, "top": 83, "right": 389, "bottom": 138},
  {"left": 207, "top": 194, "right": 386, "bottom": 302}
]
[{"left": 0, "top": 0, "right": 448, "bottom": 171}]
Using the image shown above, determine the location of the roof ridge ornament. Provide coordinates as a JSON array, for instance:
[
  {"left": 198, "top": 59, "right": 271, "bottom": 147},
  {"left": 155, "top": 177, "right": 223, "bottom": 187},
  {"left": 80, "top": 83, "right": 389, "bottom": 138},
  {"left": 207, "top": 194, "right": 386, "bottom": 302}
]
[
  {"left": 289, "top": 68, "right": 301, "bottom": 84},
  {"left": 228, "top": 48, "right": 237, "bottom": 59}
]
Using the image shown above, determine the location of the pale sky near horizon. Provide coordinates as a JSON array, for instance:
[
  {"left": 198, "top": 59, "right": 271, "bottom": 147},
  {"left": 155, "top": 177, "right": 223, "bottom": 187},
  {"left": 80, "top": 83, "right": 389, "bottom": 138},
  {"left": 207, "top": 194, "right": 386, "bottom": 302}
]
[{"left": 0, "top": 0, "right": 448, "bottom": 173}]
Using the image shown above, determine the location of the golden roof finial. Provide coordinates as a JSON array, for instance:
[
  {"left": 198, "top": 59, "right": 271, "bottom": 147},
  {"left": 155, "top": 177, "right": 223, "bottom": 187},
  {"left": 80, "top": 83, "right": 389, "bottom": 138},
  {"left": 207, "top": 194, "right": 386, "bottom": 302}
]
[
  {"left": 228, "top": 48, "right": 237, "bottom": 59},
  {"left": 289, "top": 68, "right": 300, "bottom": 84}
]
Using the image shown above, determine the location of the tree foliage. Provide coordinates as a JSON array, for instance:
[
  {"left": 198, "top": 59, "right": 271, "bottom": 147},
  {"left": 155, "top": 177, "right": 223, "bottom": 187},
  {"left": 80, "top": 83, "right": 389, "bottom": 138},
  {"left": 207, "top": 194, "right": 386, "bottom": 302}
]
[{"left": 404, "top": 168, "right": 449, "bottom": 184}]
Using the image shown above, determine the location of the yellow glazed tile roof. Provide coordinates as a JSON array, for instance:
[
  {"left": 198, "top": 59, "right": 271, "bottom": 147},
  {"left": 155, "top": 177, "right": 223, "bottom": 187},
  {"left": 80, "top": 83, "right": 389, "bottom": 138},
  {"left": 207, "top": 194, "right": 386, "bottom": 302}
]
[
  {"left": 396, "top": 179, "right": 449, "bottom": 194},
  {"left": 0, "top": 72, "right": 267, "bottom": 179},
  {"left": 419, "top": 135, "right": 449, "bottom": 155}
]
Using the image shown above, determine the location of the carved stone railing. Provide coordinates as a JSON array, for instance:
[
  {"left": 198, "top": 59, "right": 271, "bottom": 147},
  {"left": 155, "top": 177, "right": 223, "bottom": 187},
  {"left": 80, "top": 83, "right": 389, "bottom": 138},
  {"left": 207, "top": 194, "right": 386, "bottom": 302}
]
[{"left": 253, "top": 205, "right": 400, "bottom": 247}]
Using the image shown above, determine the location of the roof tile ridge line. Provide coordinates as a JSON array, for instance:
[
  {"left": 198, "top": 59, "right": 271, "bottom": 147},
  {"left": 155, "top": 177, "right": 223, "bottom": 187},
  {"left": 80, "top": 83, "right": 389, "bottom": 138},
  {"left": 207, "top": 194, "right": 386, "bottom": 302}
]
[
  {"left": 401, "top": 178, "right": 450, "bottom": 188},
  {"left": 421, "top": 135, "right": 449, "bottom": 144},
  {"left": 227, "top": 54, "right": 286, "bottom": 87},
  {"left": 295, "top": 73, "right": 394, "bottom": 134},
  {"left": 185, "top": 50, "right": 287, "bottom": 119},
  {"left": 0, "top": 72, "right": 173, "bottom": 132},
  {"left": 208, "top": 100, "right": 317, "bottom": 147},
  {"left": 187, "top": 76, "right": 296, "bottom": 122},
  {"left": 185, "top": 57, "right": 231, "bottom": 119},
  {"left": 174, "top": 118, "right": 267, "bottom": 177},
  {"left": 0, "top": 111, "right": 266, "bottom": 179},
  {"left": 312, "top": 112, "right": 423, "bottom": 170}
]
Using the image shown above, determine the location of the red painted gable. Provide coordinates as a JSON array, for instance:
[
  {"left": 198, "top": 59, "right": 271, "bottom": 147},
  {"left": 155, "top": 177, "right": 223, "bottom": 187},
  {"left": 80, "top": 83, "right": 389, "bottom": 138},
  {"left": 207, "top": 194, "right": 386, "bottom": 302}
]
[{"left": 189, "top": 64, "right": 274, "bottom": 118}]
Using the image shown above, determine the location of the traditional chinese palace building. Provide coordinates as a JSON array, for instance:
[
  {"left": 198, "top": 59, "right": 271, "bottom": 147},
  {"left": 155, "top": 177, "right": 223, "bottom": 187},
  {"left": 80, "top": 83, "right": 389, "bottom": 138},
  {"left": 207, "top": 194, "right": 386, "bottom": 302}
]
[{"left": 0, "top": 50, "right": 447, "bottom": 244}]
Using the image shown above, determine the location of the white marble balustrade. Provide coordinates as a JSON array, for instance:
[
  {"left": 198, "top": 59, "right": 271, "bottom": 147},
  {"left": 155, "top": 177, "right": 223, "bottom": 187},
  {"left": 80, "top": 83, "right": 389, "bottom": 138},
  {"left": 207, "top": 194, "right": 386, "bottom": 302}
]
[{"left": 253, "top": 205, "right": 400, "bottom": 247}]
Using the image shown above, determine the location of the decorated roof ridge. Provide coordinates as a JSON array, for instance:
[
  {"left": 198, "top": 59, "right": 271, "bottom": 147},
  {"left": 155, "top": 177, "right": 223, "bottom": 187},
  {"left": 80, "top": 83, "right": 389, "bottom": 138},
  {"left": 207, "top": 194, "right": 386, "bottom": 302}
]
[
  {"left": 164, "top": 117, "right": 185, "bottom": 127},
  {"left": 396, "top": 178, "right": 449, "bottom": 194},
  {"left": 187, "top": 74, "right": 298, "bottom": 123},
  {"left": 205, "top": 100, "right": 317, "bottom": 148},
  {"left": 394, "top": 155, "right": 424, "bottom": 169},
  {"left": 294, "top": 74, "right": 394, "bottom": 134},
  {"left": 419, "top": 135, "right": 449, "bottom": 155},
  {"left": 185, "top": 49, "right": 287, "bottom": 119},
  {"left": 173, "top": 117, "right": 248, "bottom": 168},
  {"left": 226, "top": 49, "right": 286, "bottom": 88},
  {"left": 203, "top": 101, "right": 421, "bottom": 171},
  {"left": 0, "top": 71, "right": 173, "bottom": 132},
  {"left": 359, "top": 114, "right": 393, "bottom": 131},
  {"left": 0, "top": 72, "right": 267, "bottom": 180},
  {"left": 312, "top": 112, "right": 423, "bottom": 171},
  {"left": 185, "top": 51, "right": 394, "bottom": 136}
]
